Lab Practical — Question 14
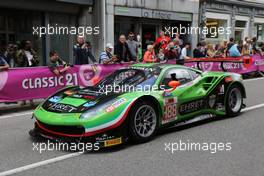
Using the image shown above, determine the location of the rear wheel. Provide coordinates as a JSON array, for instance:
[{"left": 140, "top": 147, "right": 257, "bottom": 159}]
[
  {"left": 129, "top": 101, "right": 158, "bottom": 143},
  {"left": 226, "top": 85, "right": 243, "bottom": 117}
]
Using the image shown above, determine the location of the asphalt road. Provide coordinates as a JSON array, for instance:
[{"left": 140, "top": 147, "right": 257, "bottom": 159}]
[{"left": 1, "top": 78, "right": 264, "bottom": 176}]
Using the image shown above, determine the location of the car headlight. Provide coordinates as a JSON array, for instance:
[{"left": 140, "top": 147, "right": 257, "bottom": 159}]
[{"left": 80, "top": 98, "right": 125, "bottom": 119}]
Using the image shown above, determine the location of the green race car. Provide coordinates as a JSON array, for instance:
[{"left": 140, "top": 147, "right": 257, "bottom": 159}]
[{"left": 30, "top": 63, "right": 246, "bottom": 148}]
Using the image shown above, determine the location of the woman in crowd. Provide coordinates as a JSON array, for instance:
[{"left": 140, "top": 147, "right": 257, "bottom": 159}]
[
  {"left": 206, "top": 44, "right": 216, "bottom": 58},
  {"left": 214, "top": 42, "right": 226, "bottom": 58},
  {"left": 143, "top": 45, "right": 158, "bottom": 63},
  {"left": 243, "top": 38, "right": 252, "bottom": 55}
]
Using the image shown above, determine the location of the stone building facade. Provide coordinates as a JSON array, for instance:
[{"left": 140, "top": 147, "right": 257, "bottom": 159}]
[{"left": 200, "top": 0, "right": 264, "bottom": 44}]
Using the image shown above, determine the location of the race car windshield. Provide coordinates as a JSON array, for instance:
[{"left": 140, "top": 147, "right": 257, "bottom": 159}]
[{"left": 94, "top": 68, "right": 159, "bottom": 92}]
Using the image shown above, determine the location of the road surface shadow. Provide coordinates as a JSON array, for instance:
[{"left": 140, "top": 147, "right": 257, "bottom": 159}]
[
  {"left": 157, "top": 114, "right": 240, "bottom": 137},
  {"left": 28, "top": 113, "right": 244, "bottom": 154}
]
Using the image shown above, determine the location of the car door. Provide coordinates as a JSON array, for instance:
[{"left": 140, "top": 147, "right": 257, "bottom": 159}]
[
  {"left": 175, "top": 69, "right": 207, "bottom": 119},
  {"left": 159, "top": 67, "right": 197, "bottom": 125}
]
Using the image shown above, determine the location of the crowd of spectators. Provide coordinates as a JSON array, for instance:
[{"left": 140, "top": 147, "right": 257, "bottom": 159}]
[
  {"left": 0, "top": 40, "right": 39, "bottom": 69},
  {"left": 0, "top": 31, "right": 264, "bottom": 75},
  {"left": 193, "top": 37, "right": 263, "bottom": 59},
  {"left": 0, "top": 40, "right": 38, "bottom": 71},
  {"left": 1, "top": 31, "right": 264, "bottom": 106},
  {"left": 98, "top": 31, "right": 264, "bottom": 66},
  {"left": 1, "top": 31, "right": 264, "bottom": 72}
]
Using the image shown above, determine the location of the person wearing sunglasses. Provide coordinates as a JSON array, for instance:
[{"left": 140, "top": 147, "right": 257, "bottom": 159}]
[{"left": 126, "top": 32, "right": 139, "bottom": 62}]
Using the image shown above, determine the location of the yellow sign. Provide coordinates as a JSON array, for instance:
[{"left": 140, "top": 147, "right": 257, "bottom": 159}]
[{"left": 104, "top": 137, "right": 122, "bottom": 147}]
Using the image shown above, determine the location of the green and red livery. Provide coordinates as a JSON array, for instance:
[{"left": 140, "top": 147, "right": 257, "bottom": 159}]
[{"left": 30, "top": 63, "right": 246, "bottom": 148}]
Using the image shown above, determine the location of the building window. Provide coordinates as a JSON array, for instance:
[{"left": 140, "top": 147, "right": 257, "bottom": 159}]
[
  {"left": 235, "top": 20, "right": 247, "bottom": 42},
  {"left": 235, "top": 20, "right": 246, "bottom": 28},
  {"left": 254, "top": 23, "right": 264, "bottom": 41},
  {"left": 0, "top": 9, "right": 43, "bottom": 65},
  {"left": 206, "top": 19, "right": 219, "bottom": 38},
  {"left": 0, "top": 15, "right": 16, "bottom": 46},
  {"left": 206, "top": 18, "right": 228, "bottom": 40}
]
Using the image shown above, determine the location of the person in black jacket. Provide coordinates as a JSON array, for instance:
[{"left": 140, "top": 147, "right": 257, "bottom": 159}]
[
  {"left": 114, "top": 34, "right": 132, "bottom": 62},
  {"left": 73, "top": 36, "right": 96, "bottom": 65},
  {"left": 252, "top": 37, "right": 258, "bottom": 54},
  {"left": 193, "top": 42, "right": 206, "bottom": 58}
]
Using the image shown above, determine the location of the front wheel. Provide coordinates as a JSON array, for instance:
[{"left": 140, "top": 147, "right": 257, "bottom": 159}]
[
  {"left": 225, "top": 85, "right": 243, "bottom": 117},
  {"left": 129, "top": 101, "right": 158, "bottom": 143}
]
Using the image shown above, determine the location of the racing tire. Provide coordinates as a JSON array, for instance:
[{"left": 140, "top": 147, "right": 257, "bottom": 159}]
[
  {"left": 128, "top": 100, "right": 158, "bottom": 143},
  {"left": 225, "top": 85, "right": 243, "bottom": 117}
]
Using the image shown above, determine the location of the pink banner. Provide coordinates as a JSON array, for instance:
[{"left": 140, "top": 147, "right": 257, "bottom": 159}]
[
  {"left": 254, "top": 53, "right": 264, "bottom": 72},
  {"left": 1, "top": 54, "right": 264, "bottom": 102},
  {"left": 181, "top": 54, "right": 264, "bottom": 74},
  {"left": 0, "top": 64, "right": 128, "bottom": 102}
]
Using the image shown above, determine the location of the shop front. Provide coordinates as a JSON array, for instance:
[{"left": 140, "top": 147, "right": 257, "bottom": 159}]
[
  {"left": 105, "top": 0, "right": 199, "bottom": 53},
  {"left": 253, "top": 17, "right": 264, "bottom": 41},
  {"left": 200, "top": 0, "right": 264, "bottom": 44},
  {"left": 113, "top": 7, "right": 193, "bottom": 52},
  {"left": 0, "top": 8, "right": 44, "bottom": 64},
  {"left": 0, "top": 0, "right": 95, "bottom": 65}
]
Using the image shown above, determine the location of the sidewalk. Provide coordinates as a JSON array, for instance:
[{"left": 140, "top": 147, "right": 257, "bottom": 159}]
[{"left": 0, "top": 99, "right": 44, "bottom": 114}]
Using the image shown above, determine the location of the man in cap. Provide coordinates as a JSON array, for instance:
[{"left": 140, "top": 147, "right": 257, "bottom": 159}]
[{"left": 99, "top": 43, "right": 118, "bottom": 64}]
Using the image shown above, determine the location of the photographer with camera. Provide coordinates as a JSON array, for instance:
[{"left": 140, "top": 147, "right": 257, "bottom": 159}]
[
  {"left": 154, "top": 31, "right": 171, "bottom": 51},
  {"left": 73, "top": 36, "right": 96, "bottom": 65},
  {"left": 48, "top": 50, "right": 70, "bottom": 76}
]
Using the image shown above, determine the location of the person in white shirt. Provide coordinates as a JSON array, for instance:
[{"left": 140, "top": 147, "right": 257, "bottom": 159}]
[
  {"left": 16, "top": 40, "right": 39, "bottom": 67},
  {"left": 179, "top": 42, "right": 191, "bottom": 65}
]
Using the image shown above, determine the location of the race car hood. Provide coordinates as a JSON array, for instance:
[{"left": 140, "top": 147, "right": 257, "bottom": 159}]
[
  {"left": 41, "top": 86, "right": 122, "bottom": 113},
  {"left": 34, "top": 86, "right": 141, "bottom": 128}
]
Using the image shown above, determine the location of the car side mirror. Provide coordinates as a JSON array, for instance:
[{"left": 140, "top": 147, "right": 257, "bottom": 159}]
[
  {"left": 168, "top": 81, "right": 180, "bottom": 89},
  {"left": 164, "top": 81, "right": 180, "bottom": 92}
]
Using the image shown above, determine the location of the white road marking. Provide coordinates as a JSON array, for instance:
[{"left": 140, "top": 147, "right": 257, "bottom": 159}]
[
  {"left": 0, "top": 111, "right": 33, "bottom": 120},
  {"left": 0, "top": 152, "right": 82, "bottom": 176},
  {"left": 242, "top": 103, "right": 264, "bottom": 112},
  {"left": 244, "top": 77, "right": 264, "bottom": 82}
]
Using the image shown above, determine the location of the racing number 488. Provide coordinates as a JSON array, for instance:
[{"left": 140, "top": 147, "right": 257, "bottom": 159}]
[{"left": 163, "top": 103, "right": 177, "bottom": 123}]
